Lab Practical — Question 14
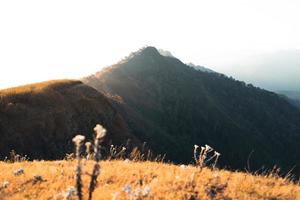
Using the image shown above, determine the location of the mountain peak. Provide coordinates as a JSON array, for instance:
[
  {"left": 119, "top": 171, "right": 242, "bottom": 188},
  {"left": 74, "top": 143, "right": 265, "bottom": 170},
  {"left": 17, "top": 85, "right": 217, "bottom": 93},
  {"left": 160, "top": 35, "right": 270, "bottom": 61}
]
[
  {"left": 141, "top": 46, "right": 159, "bottom": 52},
  {"left": 120, "top": 46, "right": 161, "bottom": 64},
  {"left": 83, "top": 48, "right": 300, "bottom": 176},
  {"left": 138, "top": 46, "right": 161, "bottom": 57}
]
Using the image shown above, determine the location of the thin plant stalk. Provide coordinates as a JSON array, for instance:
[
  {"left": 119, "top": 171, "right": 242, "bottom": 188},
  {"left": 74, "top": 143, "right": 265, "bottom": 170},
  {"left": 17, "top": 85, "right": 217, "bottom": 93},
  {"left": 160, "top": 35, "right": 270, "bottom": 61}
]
[
  {"left": 193, "top": 145, "right": 199, "bottom": 165},
  {"left": 72, "top": 135, "right": 85, "bottom": 200},
  {"left": 213, "top": 152, "right": 221, "bottom": 169},
  {"left": 85, "top": 142, "right": 92, "bottom": 160},
  {"left": 88, "top": 124, "right": 106, "bottom": 200}
]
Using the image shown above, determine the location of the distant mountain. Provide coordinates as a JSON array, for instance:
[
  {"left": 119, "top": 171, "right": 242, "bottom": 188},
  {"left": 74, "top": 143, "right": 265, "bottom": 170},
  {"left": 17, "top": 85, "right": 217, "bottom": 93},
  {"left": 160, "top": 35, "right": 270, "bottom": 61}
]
[
  {"left": 83, "top": 47, "right": 300, "bottom": 175},
  {"left": 277, "top": 91, "right": 300, "bottom": 109},
  {"left": 158, "top": 49, "right": 215, "bottom": 73},
  {"left": 278, "top": 90, "right": 300, "bottom": 101},
  {"left": 187, "top": 63, "right": 216, "bottom": 73},
  {"left": 225, "top": 50, "right": 300, "bottom": 91},
  {"left": 288, "top": 99, "right": 300, "bottom": 110},
  {"left": 158, "top": 49, "right": 175, "bottom": 58},
  {"left": 0, "top": 80, "right": 139, "bottom": 160}
]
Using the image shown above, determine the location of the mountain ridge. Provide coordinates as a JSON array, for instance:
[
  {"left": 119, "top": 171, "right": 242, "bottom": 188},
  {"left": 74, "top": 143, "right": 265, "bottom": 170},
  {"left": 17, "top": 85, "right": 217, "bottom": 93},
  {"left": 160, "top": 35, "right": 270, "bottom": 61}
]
[
  {"left": 225, "top": 50, "right": 300, "bottom": 91},
  {"left": 0, "top": 80, "right": 140, "bottom": 160},
  {"left": 83, "top": 46, "right": 300, "bottom": 176},
  {"left": 1, "top": 46, "right": 300, "bottom": 176}
]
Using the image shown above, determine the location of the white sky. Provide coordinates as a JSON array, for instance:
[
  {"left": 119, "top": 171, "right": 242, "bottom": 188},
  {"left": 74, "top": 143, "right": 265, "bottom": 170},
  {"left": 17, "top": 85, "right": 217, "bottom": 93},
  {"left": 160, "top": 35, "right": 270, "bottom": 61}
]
[{"left": 1, "top": 0, "right": 300, "bottom": 89}]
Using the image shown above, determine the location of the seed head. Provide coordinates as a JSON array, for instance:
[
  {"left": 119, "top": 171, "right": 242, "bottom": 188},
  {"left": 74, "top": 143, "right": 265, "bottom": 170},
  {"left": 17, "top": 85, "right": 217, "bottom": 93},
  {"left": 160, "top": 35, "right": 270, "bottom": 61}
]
[
  {"left": 94, "top": 124, "right": 106, "bottom": 139},
  {"left": 85, "top": 142, "right": 92, "bottom": 148},
  {"left": 205, "top": 144, "right": 213, "bottom": 151},
  {"left": 72, "top": 135, "right": 85, "bottom": 145},
  {"left": 214, "top": 151, "right": 221, "bottom": 156}
]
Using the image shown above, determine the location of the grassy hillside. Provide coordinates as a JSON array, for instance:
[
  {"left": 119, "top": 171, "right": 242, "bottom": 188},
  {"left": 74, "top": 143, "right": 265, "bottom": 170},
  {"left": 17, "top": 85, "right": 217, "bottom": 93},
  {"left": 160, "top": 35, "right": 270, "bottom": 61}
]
[
  {"left": 0, "top": 80, "right": 80, "bottom": 95},
  {"left": 83, "top": 47, "right": 300, "bottom": 176},
  {"left": 0, "top": 160, "right": 299, "bottom": 199},
  {"left": 0, "top": 80, "right": 139, "bottom": 160}
]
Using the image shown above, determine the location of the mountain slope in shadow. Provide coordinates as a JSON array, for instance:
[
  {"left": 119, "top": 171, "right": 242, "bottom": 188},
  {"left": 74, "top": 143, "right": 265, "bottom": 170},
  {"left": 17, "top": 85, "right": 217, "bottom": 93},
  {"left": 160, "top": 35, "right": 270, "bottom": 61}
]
[
  {"left": 83, "top": 47, "right": 300, "bottom": 175},
  {"left": 0, "top": 80, "right": 140, "bottom": 159}
]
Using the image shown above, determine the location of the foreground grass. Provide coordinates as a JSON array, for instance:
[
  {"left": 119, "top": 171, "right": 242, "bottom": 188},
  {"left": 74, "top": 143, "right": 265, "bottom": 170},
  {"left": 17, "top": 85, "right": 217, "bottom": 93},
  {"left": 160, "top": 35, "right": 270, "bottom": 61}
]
[{"left": 0, "top": 160, "right": 299, "bottom": 200}]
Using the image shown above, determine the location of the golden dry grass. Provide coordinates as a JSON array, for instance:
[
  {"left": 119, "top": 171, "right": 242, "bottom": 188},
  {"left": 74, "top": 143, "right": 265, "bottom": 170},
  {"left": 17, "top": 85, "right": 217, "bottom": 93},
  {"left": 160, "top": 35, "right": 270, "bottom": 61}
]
[
  {"left": 0, "top": 160, "right": 299, "bottom": 200},
  {"left": 0, "top": 79, "right": 80, "bottom": 96}
]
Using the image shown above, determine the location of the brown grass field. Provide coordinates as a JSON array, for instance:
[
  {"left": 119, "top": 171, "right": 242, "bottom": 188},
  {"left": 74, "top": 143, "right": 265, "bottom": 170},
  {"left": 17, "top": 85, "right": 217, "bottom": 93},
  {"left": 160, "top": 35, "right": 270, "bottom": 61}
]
[
  {"left": 0, "top": 79, "right": 81, "bottom": 96},
  {"left": 0, "top": 160, "right": 299, "bottom": 200}
]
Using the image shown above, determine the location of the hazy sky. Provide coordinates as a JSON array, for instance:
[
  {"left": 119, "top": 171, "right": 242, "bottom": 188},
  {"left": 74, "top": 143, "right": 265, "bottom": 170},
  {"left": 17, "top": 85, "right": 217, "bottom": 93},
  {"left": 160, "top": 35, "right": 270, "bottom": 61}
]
[{"left": 1, "top": 0, "right": 300, "bottom": 89}]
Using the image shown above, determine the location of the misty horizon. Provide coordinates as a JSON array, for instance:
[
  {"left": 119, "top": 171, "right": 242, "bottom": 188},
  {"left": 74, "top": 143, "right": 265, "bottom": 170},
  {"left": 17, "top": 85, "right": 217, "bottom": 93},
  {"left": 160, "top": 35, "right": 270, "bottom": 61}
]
[{"left": 1, "top": 0, "right": 300, "bottom": 92}]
